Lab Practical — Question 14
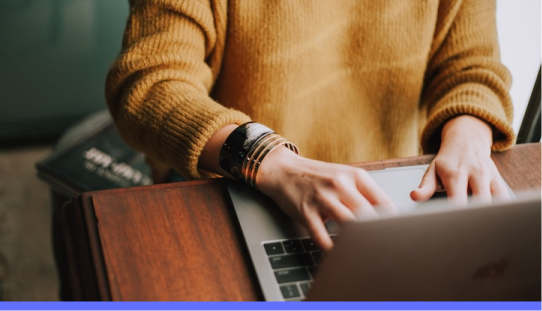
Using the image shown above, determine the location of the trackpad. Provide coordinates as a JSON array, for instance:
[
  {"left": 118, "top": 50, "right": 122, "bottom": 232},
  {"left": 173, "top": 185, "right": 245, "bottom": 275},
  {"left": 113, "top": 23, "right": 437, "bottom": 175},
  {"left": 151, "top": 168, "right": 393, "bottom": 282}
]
[
  {"left": 325, "top": 165, "right": 428, "bottom": 234},
  {"left": 369, "top": 165, "right": 427, "bottom": 214}
]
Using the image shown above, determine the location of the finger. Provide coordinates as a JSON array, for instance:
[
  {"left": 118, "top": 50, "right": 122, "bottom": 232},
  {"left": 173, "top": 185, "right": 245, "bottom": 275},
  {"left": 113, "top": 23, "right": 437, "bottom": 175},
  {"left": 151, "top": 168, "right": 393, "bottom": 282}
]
[
  {"left": 441, "top": 169, "right": 469, "bottom": 205},
  {"left": 354, "top": 201, "right": 380, "bottom": 220},
  {"left": 332, "top": 190, "right": 379, "bottom": 220},
  {"left": 410, "top": 162, "right": 437, "bottom": 202},
  {"left": 484, "top": 161, "right": 512, "bottom": 200},
  {"left": 490, "top": 175, "right": 512, "bottom": 200},
  {"left": 354, "top": 170, "right": 396, "bottom": 212},
  {"left": 321, "top": 196, "right": 358, "bottom": 223},
  {"left": 468, "top": 173, "right": 492, "bottom": 203},
  {"left": 335, "top": 181, "right": 378, "bottom": 217},
  {"left": 303, "top": 212, "right": 333, "bottom": 252}
]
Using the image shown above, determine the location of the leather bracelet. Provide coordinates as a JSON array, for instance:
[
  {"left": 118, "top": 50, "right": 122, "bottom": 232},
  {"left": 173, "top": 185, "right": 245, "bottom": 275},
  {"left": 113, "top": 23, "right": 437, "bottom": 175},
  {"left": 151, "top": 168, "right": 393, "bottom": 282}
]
[
  {"left": 219, "top": 122, "right": 274, "bottom": 180},
  {"left": 219, "top": 122, "right": 298, "bottom": 187}
]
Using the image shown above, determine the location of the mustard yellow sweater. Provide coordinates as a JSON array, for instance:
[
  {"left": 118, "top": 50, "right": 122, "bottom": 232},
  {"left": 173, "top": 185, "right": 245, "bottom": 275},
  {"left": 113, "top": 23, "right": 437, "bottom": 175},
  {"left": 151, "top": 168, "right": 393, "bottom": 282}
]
[{"left": 106, "top": 0, "right": 515, "bottom": 180}]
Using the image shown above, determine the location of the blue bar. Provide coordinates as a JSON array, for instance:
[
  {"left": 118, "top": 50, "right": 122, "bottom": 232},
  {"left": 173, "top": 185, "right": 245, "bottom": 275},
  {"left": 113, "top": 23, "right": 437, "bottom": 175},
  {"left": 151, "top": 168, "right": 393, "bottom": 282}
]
[{"left": 0, "top": 301, "right": 541, "bottom": 310}]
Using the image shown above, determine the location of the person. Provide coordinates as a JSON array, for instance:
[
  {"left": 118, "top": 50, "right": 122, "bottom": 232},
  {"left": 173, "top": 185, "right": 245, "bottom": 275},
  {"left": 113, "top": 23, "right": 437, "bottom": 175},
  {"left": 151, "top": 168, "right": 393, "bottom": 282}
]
[{"left": 105, "top": 0, "right": 515, "bottom": 252}]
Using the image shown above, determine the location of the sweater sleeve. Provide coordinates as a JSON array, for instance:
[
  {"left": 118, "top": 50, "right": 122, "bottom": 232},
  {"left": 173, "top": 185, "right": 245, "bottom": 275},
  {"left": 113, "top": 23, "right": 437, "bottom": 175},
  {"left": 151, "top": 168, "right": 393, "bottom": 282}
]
[
  {"left": 420, "top": 0, "right": 515, "bottom": 154},
  {"left": 105, "top": 0, "right": 251, "bottom": 179}
]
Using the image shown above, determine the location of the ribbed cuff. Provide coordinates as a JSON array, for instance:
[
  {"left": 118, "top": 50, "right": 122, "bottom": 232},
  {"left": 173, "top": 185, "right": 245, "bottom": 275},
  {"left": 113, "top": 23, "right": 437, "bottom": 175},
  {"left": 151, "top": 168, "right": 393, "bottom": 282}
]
[
  {"left": 161, "top": 102, "right": 251, "bottom": 179},
  {"left": 421, "top": 87, "right": 516, "bottom": 154}
]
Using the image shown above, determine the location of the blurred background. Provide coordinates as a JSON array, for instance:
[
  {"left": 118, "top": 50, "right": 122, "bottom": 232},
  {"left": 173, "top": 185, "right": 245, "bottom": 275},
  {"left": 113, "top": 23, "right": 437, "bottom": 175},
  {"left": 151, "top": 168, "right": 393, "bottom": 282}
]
[
  {"left": 0, "top": 0, "right": 129, "bottom": 300},
  {"left": 0, "top": 0, "right": 539, "bottom": 301},
  {"left": 0, "top": 0, "right": 128, "bottom": 145}
]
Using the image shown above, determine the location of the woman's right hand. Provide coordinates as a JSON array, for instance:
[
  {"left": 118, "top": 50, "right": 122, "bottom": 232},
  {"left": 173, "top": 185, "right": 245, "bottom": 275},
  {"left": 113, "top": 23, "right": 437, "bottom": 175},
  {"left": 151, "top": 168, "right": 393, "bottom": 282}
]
[
  {"left": 198, "top": 124, "right": 396, "bottom": 252},
  {"left": 256, "top": 146, "right": 396, "bottom": 252}
]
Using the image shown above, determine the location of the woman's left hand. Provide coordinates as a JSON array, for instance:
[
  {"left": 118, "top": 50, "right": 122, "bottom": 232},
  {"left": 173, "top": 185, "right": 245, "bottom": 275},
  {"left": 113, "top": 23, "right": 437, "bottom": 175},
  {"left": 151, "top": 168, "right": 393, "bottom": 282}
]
[{"left": 410, "top": 115, "right": 511, "bottom": 204}]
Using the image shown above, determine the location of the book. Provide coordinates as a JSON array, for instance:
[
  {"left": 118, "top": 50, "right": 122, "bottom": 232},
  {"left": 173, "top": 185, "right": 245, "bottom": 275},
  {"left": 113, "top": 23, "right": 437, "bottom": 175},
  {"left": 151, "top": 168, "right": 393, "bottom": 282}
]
[{"left": 36, "top": 110, "right": 153, "bottom": 199}]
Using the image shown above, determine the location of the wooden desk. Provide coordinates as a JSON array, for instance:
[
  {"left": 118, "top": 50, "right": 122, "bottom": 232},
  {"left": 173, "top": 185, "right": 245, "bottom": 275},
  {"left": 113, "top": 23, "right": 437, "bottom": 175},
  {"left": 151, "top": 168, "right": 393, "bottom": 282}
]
[{"left": 61, "top": 143, "right": 541, "bottom": 301}]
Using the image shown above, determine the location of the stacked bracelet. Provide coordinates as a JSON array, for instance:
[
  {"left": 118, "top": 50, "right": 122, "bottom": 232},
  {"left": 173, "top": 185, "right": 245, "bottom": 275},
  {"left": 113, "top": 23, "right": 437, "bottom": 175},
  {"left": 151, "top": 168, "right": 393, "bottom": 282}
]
[{"left": 219, "top": 122, "right": 298, "bottom": 188}]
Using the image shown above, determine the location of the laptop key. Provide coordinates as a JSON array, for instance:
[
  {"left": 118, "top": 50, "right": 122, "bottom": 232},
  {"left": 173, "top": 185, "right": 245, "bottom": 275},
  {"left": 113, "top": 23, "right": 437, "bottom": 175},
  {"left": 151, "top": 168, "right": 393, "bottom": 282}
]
[
  {"left": 269, "top": 253, "right": 313, "bottom": 269},
  {"left": 282, "top": 239, "right": 303, "bottom": 253},
  {"left": 301, "top": 238, "right": 319, "bottom": 251},
  {"left": 275, "top": 268, "right": 311, "bottom": 283},
  {"left": 299, "top": 282, "right": 312, "bottom": 296},
  {"left": 264, "top": 242, "right": 285, "bottom": 255},
  {"left": 280, "top": 284, "right": 301, "bottom": 299},
  {"left": 311, "top": 251, "right": 324, "bottom": 265}
]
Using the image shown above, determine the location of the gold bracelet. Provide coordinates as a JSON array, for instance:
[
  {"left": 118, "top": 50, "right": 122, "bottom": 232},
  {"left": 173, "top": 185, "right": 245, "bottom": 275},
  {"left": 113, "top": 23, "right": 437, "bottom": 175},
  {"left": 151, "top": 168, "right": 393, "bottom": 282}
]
[
  {"left": 242, "top": 133, "right": 298, "bottom": 188},
  {"left": 219, "top": 122, "right": 298, "bottom": 188},
  {"left": 241, "top": 133, "right": 280, "bottom": 185},
  {"left": 219, "top": 122, "right": 273, "bottom": 180}
]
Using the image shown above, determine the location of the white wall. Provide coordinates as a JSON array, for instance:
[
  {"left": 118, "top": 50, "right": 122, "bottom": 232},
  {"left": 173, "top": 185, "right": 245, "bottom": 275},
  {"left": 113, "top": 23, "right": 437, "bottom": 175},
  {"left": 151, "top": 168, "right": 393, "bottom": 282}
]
[{"left": 496, "top": 0, "right": 541, "bottom": 133}]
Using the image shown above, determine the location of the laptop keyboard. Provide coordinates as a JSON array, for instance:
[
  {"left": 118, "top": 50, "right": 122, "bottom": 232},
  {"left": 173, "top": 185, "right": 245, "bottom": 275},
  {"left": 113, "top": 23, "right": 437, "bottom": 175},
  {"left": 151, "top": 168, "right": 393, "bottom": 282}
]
[{"left": 263, "top": 236, "right": 337, "bottom": 301}]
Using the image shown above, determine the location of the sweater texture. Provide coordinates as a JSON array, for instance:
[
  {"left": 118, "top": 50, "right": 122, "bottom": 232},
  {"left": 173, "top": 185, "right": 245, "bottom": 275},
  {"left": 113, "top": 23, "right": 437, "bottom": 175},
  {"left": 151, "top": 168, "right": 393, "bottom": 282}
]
[{"left": 106, "top": 0, "right": 515, "bottom": 179}]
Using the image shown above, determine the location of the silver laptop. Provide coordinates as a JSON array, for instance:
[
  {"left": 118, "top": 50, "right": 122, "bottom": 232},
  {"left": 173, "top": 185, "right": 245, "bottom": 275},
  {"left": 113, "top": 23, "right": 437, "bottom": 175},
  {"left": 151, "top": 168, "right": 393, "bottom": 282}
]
[{"left": 227, "top": 165, "right": 541, "bottom": 301}]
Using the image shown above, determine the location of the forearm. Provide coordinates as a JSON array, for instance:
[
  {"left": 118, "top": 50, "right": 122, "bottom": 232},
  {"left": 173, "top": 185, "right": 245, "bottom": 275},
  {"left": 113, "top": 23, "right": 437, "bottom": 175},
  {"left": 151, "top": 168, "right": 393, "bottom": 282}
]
[
  {"left": 106, "top": 0, "right": 251, "bottom": 180},
  {"left": 420, "top": 0, "right": 514, "bottom": 154},
  {"left": 198, "top": 124, "right": 238, "bottom": 179}
]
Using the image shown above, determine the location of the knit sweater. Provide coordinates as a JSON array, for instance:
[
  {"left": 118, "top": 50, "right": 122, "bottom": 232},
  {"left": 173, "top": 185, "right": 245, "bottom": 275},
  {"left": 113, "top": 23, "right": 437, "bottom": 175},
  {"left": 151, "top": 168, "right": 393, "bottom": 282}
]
[{"left": 106, "top": 0, "right": 515, "bottom": 180}]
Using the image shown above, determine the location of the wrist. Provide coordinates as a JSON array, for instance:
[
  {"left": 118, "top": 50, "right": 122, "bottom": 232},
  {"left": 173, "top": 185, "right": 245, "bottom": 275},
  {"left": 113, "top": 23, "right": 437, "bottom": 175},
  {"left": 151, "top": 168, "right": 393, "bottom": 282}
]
[
  {"left": 198, "top": 124, "right": 239, "bottom": 178},
  {"left": 256, "top": 145, "right": 302, "bottom": 193},
  {"left": 217, "top": 122, "right": 299, "bottom": 188},
  {"left": 441, "top": 115, "right": 493, "bottom": 149}
]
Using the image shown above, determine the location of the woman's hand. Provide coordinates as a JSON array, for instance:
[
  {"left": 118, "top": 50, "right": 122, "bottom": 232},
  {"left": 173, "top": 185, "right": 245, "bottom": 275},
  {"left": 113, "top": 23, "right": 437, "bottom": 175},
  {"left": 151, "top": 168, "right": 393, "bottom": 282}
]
[
  {"left": 256, "top": 147, "right": 396, "bottom": 252},
  {"left": 411, "top": 115, "right": 510, "bottom": 204},
  {"left": 199, "top": 123, "right": 394, "bottom": 252}
]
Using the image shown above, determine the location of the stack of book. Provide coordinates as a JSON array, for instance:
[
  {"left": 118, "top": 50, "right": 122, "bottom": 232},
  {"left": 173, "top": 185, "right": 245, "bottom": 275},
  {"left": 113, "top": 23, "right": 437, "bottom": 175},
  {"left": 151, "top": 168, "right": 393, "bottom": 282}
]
[{"left": 36, "top": 110, "right": 153, "bottom": 199}]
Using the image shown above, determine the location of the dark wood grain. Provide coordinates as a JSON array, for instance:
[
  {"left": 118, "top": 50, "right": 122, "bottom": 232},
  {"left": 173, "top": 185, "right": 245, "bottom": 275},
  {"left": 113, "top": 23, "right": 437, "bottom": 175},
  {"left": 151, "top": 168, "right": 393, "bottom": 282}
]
[
  {"left": 62, "top": 143, "right": 541, "bottom": 301},
  {"left": 86, "top": 180, "right": 260, "bottom": 301},
  {"left": 491, "top": 143, "right": 541, "bottom": 191}
]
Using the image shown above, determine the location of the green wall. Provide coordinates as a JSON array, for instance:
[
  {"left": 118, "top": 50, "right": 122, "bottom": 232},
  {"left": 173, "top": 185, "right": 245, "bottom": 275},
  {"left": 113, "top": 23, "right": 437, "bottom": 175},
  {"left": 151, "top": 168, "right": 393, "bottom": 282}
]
[{"left": 0, "top": 0, "right": 129, "bottom": 142}]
